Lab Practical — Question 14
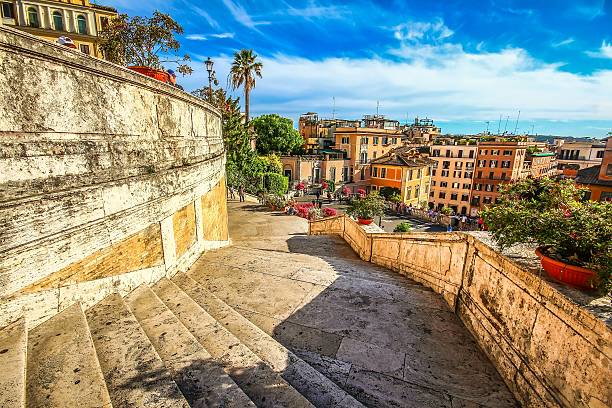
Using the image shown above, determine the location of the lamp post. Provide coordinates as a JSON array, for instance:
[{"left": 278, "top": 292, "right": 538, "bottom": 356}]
[{"left": 205, "top": 57, "right": 214, "bottom": 101}]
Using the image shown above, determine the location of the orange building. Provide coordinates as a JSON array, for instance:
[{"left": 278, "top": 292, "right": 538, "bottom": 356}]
[
  {"left": 369, "top": 147, "right": 433, "bottom": 206},
  {"left": 575, "top": 137, "right": 612, "bottom": 201},
  {"left": 469, "top": 141, "right": 529, "bottom": 215},
  {"left": 429, "top": 144, "right": 477, "bottom": 215}
]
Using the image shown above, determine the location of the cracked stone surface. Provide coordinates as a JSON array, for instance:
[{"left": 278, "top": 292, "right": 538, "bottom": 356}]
[{"left": 187, "top": 201, "right": 519, "bottom": 408}]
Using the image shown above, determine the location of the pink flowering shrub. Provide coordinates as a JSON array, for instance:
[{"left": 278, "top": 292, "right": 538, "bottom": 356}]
[
  {"left": 322, "top": 207, "right": 337, "bottom": 217},
  {"left": 342, "top": 186, "right": 351, "bottom": 196},
  {"left": 357, "top": 188, "right": 366, "bottom": 198},
  {"left": 296, "top": 182, "right": 305, "bottom": 191}
]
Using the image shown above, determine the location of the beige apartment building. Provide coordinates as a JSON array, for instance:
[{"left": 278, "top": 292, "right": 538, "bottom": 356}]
[
  {"left": 429, "top": 144, "right": 477, "bottom": 215},
  {"left": 556, "top": 140, "right": 605, "bottom": 177},
  {"left": 0, "top": 0, "right": 117, "bottom": 58}
]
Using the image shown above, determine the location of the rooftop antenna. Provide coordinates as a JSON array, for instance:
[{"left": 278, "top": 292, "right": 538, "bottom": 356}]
[
  {"left": 530, "top": 124, "right": 535, "bottom": 135},
  {"left": 513, "top": 110, "right": 521, "bottom": 134},
  {"left": 332, "top": 96, "right": 336, "bottom": 120},
  {"left": 485, "top": 121, "right": 490, "bottom": 134},
  {"left": 376, "top": 100, "right": 380, "bottom": 116},
  {"left": 503, "top": 115, "right": 510, "bottom": 134},
  {"left": 497, "top": 114, "right": 502, "bottom": 135}
]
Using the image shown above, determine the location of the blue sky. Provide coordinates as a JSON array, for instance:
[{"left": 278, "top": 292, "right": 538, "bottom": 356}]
[{"left": 105, "top": 0, "right": 612, "bottom": 137}]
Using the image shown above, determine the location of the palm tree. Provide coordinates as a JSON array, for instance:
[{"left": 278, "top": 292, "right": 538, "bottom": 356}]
[{"left": 229, "top": 49, "right": 263, "bottom": 125}]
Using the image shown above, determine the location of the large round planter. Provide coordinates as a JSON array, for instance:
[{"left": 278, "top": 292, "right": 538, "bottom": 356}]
[
  {"left": 128, "top": 66, "right": 169, "bottom": 83},
  {"left": 358, "top": 217, "right": 373, "bottom": 225},
  {"left": 535, "top": 247, "right": 597, "bottom": 289}
]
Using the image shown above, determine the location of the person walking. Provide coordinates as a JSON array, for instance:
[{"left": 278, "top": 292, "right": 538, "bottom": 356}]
[
  {"left": 228, "top": 185, "right": 236, "bottom": 200},
  {"left": 238, "top": 185, "right": 245, "bottom": 202}
]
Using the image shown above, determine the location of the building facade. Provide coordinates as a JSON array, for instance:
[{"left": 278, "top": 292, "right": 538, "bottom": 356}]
[
  {"left": 575, "top": 137, "right": 612, "bottom": 201},
  {"left": 556, "top": 140, "right": 605, "bottom": 177},
  {"left": 469, "top": 141, "right": 529, "bottom": 215},
  {"left": 429, "top": 144, "right": 477, "bottom": 215},
  {"left": 370, "top": 147, "right": 433, "bottom": 206},
  {"left": 0, "top": 0, "right": 117, "bottom": 59},
  {"left": 524, "top": 152, "right": 557, "bottom": 178},
  {"left": 281, "top": 152, "right": 348, "bottom": 185}
]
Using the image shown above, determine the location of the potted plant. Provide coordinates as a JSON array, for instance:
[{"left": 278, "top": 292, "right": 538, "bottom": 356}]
[
  {"left": 347, "top": 192, "right": 385, "bottom": 225},
  {"left": 98, "top": 11, "right": 193, "bottom": 82},
  {"left": 482, "top": 177, "right": 611, "bottom": 292},
  {"left": 322, "top": 207, "right": 338, "bottom": 217}
]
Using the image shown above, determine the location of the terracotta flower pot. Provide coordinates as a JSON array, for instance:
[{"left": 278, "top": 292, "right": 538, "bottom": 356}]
[
  {"left": 358, "top": 217, "right": 373, "bottom": 225},
  {"left": 128, "top": 66, "right": 169, "bottom": 83},
  {"left": 535, "top": 247, "right": 598, "bottom": 289}
]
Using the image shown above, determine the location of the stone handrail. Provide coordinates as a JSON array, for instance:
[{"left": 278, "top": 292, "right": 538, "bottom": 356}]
[{"left": 309, "top": 215, "right": 611, "bottom": 408}]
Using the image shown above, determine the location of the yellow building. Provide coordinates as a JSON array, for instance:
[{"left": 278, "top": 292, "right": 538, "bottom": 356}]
[
  {"left": 370, "top": 147, "right": 433, "bottom": 206},
  {"left": 0, "top": 0, "right": 117, "bottom": 59}
]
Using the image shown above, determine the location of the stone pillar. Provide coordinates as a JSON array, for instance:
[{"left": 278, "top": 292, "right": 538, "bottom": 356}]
[
  {"left": 87, "top": 12, "right": 95, "bottom": 36},
  {"left": 160, "top": 216, "right": 176, "bottom": 273},
  {"left": 69, "top": 9, "right": 76, "bottom": 33}
]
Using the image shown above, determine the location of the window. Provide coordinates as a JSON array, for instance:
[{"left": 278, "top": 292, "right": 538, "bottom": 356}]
[
  {"left": 503, "top": 150, "right": 512, "bottom": 156},
  {"left": 53, "top": 11, "right": 64, "bottom": 31},
  {"left": 329, "top": 167, "right": 336, "bottom": 181},
  {"left": 464, "top": 171, "right": 473, "bottom": 179},
  {"left": 477, "top": 171, "right": 483, "bottom": 178},
  {"left": 485, "top": 184, "right": 494, "bottom": 192},
  {"left": 417, "top": 169, "right": 422, "bottom": 178},
  {"left": 431, "top": 180, "right": 436, "bottom": 186},
  {"left": 341, "top": 137, "right": 349, "bottom": 144},
  {"left": 463, "top": 183, "right": 471, "bottom": 189},
  {"left": 360, "top": 152, "right": 368, "bottom": 163},
  {"left": 392, "top": 137, "right": 397, "bottom": 144},
  {"left": 478, "top": 160, "right": 487, "bottom": 167},
  {"left": 79, "top": 44, "right": 90, "bottom": 54},
  {"left": 461, "top": 194, "right": 469, "bottom": 202},
  {"left": 373, "top": 151, "right": 377, "bottom": 159},
  {"left": 453, "top": 171, "right": 461, "bottom": 178},
  {"left": 372, "top": 167, "right": 379, "bottom": 177},
  {"left": 445, "top": 150, "right": 452, "bottom": 157},
  {"left": 440, "top": 181, "right": 448, "bottom": 188},
  {"left": 452, "top": 182, "right": 460, "bottom": 189},
  {"left": 433, "top": 149, "right": 440, "bottom": 157},
  {"left": 458, "top": 150, "right": 463, "bottom": 158},
  {"left": 439, "top": 192, "right": 446, "bottom": 199},
  {"left": 607, "top": 164, "right": 612, "bottom": 176},
  {"left": 501, "top": 172, "right": 507, "bottom": 180},
  {"left": 475, "top": 183, "right": 482, "bottom": 191},
  {"left": 490, "top": 160, "right": 498, "bottom": 168},
  {"left": 469, "top": 150, "right": 475, "bottom": 158},
  {"left": 415, "top": 185, "right": 420, "bottom": 197},
  {"left": 432, "top": 170, "right": 436, "bottom": 176},
  {"left": 382, "top": 137, "right": 388, "bottom": 145},
  {"left": 361, "top": 137, "right": 368, "bottom": 145},
  {"left": 442, "top": 161, "right": 450, "bottom": 169},
  {"left": 596, "top": 150, "right": 604, "bottom": 159},
  {"left": 441, "top": 170, "right": 449, "bottom": 177},
  {"left": 501, "top": 160, "right": 511, "bottom": 168},
  {"left": 466, "top": 162, "right": 474, "bottom": 169},
  {"left": 373, "top": 136, "right": 379, "bottom": 145},
  {"left": 1, "top": 2, "right": 14, "bottom": 18},
  {"left": 489, "top": 172, "right": 494, "bottom": 179},
  {"left": 483, "top": 196, "right": 492, "bottom": 204},
  {"left": 381, "top": 168, "right": 387, "bottom": 178},
  {"left": 492, "top": 150, "right": 499, "bottom": 156},
  {"left": 100, "top": 16, "right": 109, "bottom": 30},
  {"left": 360, "top": 168, "right": 365, "bottom": 180},
  {"left": 77, "top": 15, "right": 87, "bottom": 34},
  {"left": 451, "top": 193, "right": 458, "bottom": 201},
  {"left": 342, "top": 167, "right": 348, "bottom": 181},
  {"left": 455, "top": 162, "right": 463, "bottom": 169},
  {"left": 408, "top": 170, "right": 413, "bottom": 180},
  {"left": 27, "top": 7, "right": 39, "bottom": 27}
]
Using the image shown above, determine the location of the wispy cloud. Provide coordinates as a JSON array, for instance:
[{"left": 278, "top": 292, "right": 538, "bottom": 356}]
[
  {"left": 586, "top": 40, "right": 612, "bottom": 59},
  {"left": 284, "top": 1, "right": 349, "bottom": 20},
  {"left": 393, "top": 18, "right": 454, "bottom": 43},
  {"left": 552, "top": 37, "right": 575, "bottom": 47},
  {"left": 188, "top": 5, "right": 221, "bottom": 29},
  {"left": 573, "top": 1, "right": 606, "bottom": 20},
  {"left": 186, "top": 32, "right": 235, "bottom": 41},
  {"left": 222, "top": 0, "right": 270, "bottom": 29}
]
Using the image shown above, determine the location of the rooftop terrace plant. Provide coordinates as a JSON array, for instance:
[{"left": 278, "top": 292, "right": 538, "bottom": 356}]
[{"left": 482, "top": 177, "right": 611, "bottom": 292}]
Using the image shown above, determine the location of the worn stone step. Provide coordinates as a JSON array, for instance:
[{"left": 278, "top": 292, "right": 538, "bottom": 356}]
[
  {"left": 173, "top": 272, "right": 365, "bottom": 408},
  {"left": 26, "top": 303, "right": 112, "bottom": 408},
  {"left": 153, "top": 277, "right": 314, "bottom": 408},
  {"left": 0, "top": 318, "right": 26, "bottom": 408},
  {"left": 125, "top": 284, "right": 255, "bottom": 408},
  {"left": 85, "top": 292, "right": 189, "bottom": 408}
]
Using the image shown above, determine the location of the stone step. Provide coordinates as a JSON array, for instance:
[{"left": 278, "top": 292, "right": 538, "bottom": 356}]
[
  {"left": 173, "top": 272, "right": 365, "bottom": 408},
  {"left": 85, "top": 292, "right": 189, "bottom": 408},
  {"left": 0, "top": 318, "right": 26, "bottom": 408},
  {"left": 152, "top": 277, "right": 314, "bottom": 408},
  {"left": 125, "top": 284, "right": 255, "bottom": 408},
  {"left": 26, "top": 303, "right": 112, "bottom": 408}
]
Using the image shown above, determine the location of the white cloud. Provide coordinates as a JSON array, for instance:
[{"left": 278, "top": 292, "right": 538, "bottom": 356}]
[
  {"left": 222, "top": 0, "right": 270, "bottom": 29},
  {"left": 186, "top": 34, "right": 208, "bottom": 41},
  {"left": 284, "top": 2, "right": 349, "bottom": 19},
  {"left": 181, "top": 45, "right": 612, "bottom": 124},
  {"left": 586, "top": 40, "right": 612, "bottom": 59},
  {"left": 393, "top": 19, "right": 454, "bottom": 43},
  {"left": 186, "top": 32, "right": 235, "bottom": 41},
  {"left": 211, "top": 32, "right": 235, "bottom": 39},
  {"left": 552, "top": 37, "right": 575, "bottom": 47},
  {"left": 188, "top": 5, "right": 221, "bottom": 29}
]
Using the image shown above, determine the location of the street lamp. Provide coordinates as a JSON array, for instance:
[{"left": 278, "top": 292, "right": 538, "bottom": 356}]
[{"left": 205, "top": 57, "right": 215, "bottom": 101}]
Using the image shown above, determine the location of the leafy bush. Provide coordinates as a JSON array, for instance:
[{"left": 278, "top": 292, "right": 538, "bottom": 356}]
[
  {"left": 440, "top": 206, "right": 452, "bottom": 215},
  {"left": 389, "top": 193, "right": 402, "bottom": 203},
  {"left": 322, "top": 207, "right": 338, "bottom": 217},
  {"left": 347, "top": 193, "right": 385, "bottom": 220},
  {"left": 264, "top": 173, "right": 288, "bottom": 196},
  {"left": 324, "top": 179, "right": 335, "bottom": 193},
  {"left": 394, "top": 222, "right": 412, "bottom": 233},
  {"left": 307, "top": 207, "right": 321, "bottom": 220},
  {"left": 295, "top": 203, "right": 314, "bottom": 218},
  {"left": 482, "top": 177, "right": 612, "bottom": 292},
  {"left": 380, "top": 187, "right": 401, "bottom": 200}
]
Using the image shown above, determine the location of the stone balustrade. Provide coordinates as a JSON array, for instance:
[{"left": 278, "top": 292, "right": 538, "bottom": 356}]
[{"left": 310, "top": 215, "right": 611, "bottom": 408}]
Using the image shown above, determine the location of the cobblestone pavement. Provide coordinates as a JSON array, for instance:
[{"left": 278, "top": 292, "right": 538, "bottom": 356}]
[{"left": 188, "top": 200, "right": 518, "bottom": 407}]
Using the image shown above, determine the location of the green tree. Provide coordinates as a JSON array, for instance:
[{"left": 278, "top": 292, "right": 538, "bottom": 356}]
[
  {"left": 98, "top": 11, "right": 192, "bottom": 75},
  {"left": 251, "top": 114, "right": 304, "bottom": 155},
  {"left": 229, "top": 49, "right": 263, "bottom": 124}
]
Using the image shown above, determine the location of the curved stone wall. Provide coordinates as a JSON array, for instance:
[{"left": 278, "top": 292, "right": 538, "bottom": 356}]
[{"left": 0, "top": 26, "right": 228, "bottom": 327}]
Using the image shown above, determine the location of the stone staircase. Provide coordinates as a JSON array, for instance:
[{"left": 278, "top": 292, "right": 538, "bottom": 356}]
[{"left": 0, "top": 272, "right": 363, "bottom": 408}]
